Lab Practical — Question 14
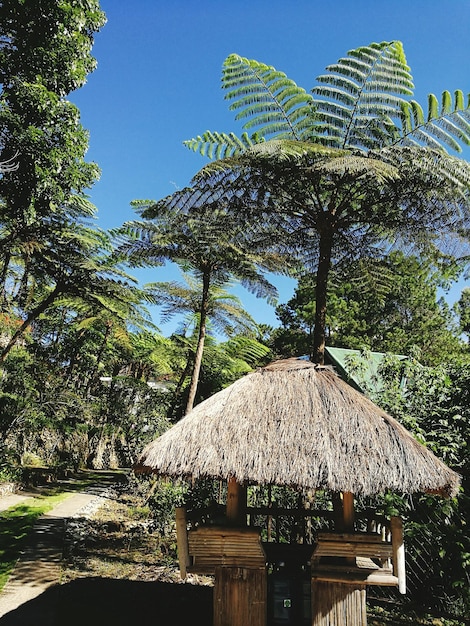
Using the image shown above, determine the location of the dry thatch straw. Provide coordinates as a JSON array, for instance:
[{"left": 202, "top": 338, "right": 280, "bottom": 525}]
[{"left": 136, "top": 358, "right": 460, "bottom": 497}]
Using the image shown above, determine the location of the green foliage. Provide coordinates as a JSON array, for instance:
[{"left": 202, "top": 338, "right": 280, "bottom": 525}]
[
  {"left": 349, "top": 355, "right": 470, "bottom": 617},
  {"left": 114, "top": 201, "right": 282, "bottom": 412},
  {"left": 186, "top": 40, "right": 470, "bottom": 157},
  {"left": 184, "top": 130, "right": 263, "bottom": 159},
  {"left": 312, "top": 41, "right": 414, "bottom": 149},
  {"left": 0, "top": 0, "right": 111, "bottom": 361},
  {"left": 0, "top": 0, "right": 106, "bottom": 95},
  {"left": 193, "top": 335, "right": 271, "bottom": 404},
  {"left": 146, "top": 274, "right": 258, "bottom": 337},
  {"left": 266, "top": 252, "right": 465, "bottom": 364},
  {"left": 144, "top": 477, "right": 186, "bottom": 534},
  {"left": 399, "top": 90, "right": 470, "bottom": 151}
]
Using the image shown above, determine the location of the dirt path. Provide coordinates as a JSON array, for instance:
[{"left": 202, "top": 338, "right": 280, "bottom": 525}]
[
  {"left": 0, "top": 474, "right": 213, "bottom": 626},
  {"left": 0, "top": 474, "right": 117, "bottom": 625}
]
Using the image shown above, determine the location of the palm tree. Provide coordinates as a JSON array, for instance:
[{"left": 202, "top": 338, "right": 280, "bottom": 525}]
[
  {"left": 163, "top": 41, "right": 470, "bottom": 363},
  {"left": 114, "top": 204, "right": 283, "bottom": 412},
  {"left": 148, "top": 273, "right": 260, "bottom": 413}
]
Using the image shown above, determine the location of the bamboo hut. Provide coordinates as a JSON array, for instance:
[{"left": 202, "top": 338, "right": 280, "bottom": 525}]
[{"left": 136, "top": 358, "right": 460, "bottom": 626}]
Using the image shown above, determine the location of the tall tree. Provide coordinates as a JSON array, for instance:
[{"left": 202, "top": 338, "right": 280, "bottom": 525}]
[
  {"left": 148, "top": 273, "right": 260, "bottom": 413},
  {"left": 0, "top": 0, "right": 106, "bottom": 323},
  {"left": 159, "top": 42, "right": 470, "bottom": 363},
  {"left": 114, "top": 204, "right": 280, "bottom": 412},
  {"left": 269, "top": 252, "right": 464, "bottom": 364}
]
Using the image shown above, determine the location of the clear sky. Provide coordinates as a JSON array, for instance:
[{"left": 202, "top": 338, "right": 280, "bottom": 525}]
[{"left": 70, "top": 0, "right": 470, "bottom": 335}]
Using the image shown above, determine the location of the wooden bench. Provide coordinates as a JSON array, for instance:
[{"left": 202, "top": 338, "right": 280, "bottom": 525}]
[
  {"left": 176, "top": 507, "right": 267, "bottom": 576},
  {"left": 311, "top": 520, "right": 406, "bottom": 593},
  {"left": 312, "top": 532, "right": 393, "bottom": 563}
]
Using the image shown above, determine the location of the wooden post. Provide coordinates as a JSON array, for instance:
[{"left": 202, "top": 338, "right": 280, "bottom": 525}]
[
  {"left": 342, "top": 492, "right": 355, "bottom": 568},
  {"left": 214, "top": 566, "right": 266, "bottom": 626},
  {"left": 342, "top": 492, "right": 355, "bottom": 531},
  {"left": 391, "top": 516, "right": 406, "bottom": 594},
  {"left": 175, "top": 506, "right": 190, "bottom": 579},
  {"left": 226, "top": 477, "right": 246, "bottom": 525},
  {"left": 311, "top": 581, "right": 367, "bottom": 626}
]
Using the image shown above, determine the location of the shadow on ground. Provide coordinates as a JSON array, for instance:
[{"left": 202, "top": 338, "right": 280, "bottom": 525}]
[{"left": 0, "top": 578, "right": 213, "bottom": 626}]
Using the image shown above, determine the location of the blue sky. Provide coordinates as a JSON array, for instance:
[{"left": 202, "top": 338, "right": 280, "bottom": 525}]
[{"left": 71, "top": 0, "right": 470, "bottom": 334}]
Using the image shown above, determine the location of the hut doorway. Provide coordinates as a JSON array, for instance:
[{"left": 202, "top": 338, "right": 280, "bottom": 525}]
[{"left": 268, "top": 565, "right": 311, "bottom": 626}]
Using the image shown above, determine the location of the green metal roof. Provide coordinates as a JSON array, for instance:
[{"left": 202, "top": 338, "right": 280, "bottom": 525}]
[{"left": 325, "top": 347, "right": 408, "bottom": 394}]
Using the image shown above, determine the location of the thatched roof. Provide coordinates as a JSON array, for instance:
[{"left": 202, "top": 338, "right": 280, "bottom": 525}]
[{"left": 136, "top": 358, "right": 460, "bottom": 497}]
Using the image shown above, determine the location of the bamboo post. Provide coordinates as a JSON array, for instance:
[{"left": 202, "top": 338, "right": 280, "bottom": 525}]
[
  {"left": 175, "top": 506, "right": 190, "bottom": 579},
  {"left": 311, "top": 581, "right": 367, "bottom": 626},
  {"left": 391, "top": 516, "right": 406, "bottom": 594}
]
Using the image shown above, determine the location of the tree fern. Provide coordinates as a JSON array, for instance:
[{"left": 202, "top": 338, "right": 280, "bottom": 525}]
[{"left": 171, "top": 40, "right": 470, "bottom": 363}]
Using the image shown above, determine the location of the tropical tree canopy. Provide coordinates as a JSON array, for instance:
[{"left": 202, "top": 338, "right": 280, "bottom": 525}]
[
  {"left": 152, "top": 41, "right": 470, "bottom": 363},
  {"left": 113, "top": 201, "right": 282, "bottom": 413}
]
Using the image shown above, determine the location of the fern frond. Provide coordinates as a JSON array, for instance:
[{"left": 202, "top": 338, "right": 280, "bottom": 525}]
[
  {"left": 314, "top": 154, "right": 399, "bottom": 184},
  {"left": 398, "top": 90, "right": 470, "bottom": 152},
  {"left": 183, "top": 130, "right": 263, "bottom": 159},
  {"left": 312, "top": 41, "right": 414, "bottom": 149},
  {"left": 221, "top": 53, "right": 315, "bottom": 141}
]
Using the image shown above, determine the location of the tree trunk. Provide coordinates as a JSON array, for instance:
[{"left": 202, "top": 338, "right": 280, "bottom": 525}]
[
  {"left": 167, "top": 356, "right": 193, "bottom": 420},
  {"left": 0, "top": 249, "right": 12, "bottom": 306},
  {"left": 85, "top": 321, "right": 111, "bottom": 396},
  {"left": 185, "top": 271, "right": 210, "bottom": 414},
  {"left": 312, "top": 229, "right": 333, "bottom": 364}
]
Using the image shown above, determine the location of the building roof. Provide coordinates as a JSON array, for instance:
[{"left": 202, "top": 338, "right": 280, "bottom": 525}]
[
  {"left": 325, "top": 347, "right": 408, "bottom": 393},
  {"left": 136, "top": 358, "right": 459, "bottom": 498}
]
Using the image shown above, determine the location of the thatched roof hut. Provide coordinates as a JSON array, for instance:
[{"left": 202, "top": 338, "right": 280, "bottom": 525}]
[{"left": 136, "top": 358, "right": 460, "bottom": 498}]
